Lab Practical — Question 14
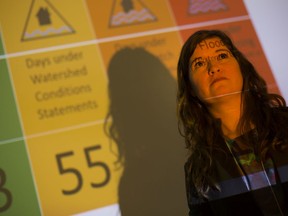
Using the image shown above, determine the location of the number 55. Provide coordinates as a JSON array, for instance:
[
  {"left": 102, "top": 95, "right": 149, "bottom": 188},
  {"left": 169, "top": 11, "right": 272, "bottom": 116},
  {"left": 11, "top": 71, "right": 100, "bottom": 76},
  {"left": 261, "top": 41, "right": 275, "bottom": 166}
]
[{"left": 56, "top": 144, "right": 111, "bottom": 195}]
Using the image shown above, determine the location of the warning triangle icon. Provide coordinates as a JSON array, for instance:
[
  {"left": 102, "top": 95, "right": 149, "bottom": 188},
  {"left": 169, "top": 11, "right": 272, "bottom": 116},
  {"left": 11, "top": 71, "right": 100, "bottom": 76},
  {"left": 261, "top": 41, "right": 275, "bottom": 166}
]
[
  {"left": 21, "top": 0, "right": 75, "bottom": 41},
  {"left": 188, "top": 0, "right": 228, "bottom": 15},
  {"left": 109, "top": 0, "right": 157, "bottom": 28}
]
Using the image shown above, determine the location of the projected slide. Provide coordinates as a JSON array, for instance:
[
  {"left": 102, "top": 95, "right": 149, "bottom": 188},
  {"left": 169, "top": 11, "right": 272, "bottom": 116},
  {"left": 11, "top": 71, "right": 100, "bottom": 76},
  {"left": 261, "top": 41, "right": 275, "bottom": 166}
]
[{"left": 0, "top": 0, "right": 284, "bottom": 215}]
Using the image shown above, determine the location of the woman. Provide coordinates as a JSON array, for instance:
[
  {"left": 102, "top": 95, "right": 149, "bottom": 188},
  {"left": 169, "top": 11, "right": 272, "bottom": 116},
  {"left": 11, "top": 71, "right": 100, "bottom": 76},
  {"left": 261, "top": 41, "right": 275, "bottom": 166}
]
[{"left": 177, "top": 29, "right": 288, "bottom": 215}]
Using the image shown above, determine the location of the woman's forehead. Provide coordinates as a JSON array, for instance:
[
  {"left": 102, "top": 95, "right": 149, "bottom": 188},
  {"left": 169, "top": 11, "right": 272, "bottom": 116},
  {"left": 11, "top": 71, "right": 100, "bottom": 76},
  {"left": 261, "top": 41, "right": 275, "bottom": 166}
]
[
  {"left": 191, "top": 37, "right": 228, "bottom": 59},
  {"left": 196, "top": 37, "right": 225, "bottom": 51}
]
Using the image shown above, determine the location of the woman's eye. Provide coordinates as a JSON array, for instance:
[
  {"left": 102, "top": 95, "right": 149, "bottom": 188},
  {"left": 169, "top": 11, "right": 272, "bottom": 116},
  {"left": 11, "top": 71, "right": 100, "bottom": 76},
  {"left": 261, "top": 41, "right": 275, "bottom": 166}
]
[
  {"left": 193, "top": 60, "right": 205, "bottom": 69},
  {"left": 217, "top": 52, "right": 229, "bottom": 60}
]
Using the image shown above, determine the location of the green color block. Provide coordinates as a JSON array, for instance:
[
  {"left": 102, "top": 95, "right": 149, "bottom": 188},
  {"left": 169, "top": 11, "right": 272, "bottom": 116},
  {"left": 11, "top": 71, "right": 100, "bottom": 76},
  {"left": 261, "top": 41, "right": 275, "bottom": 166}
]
[
  {"left": 0, "top": 59, "right": 23, "bottom": 141},
  {"left": 0, "top": 141, "right": 41, "bottom": 216}
]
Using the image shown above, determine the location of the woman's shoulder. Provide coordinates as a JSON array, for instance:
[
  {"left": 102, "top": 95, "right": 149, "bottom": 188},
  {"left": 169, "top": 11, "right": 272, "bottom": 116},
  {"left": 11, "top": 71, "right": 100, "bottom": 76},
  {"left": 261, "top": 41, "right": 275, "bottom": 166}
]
[
  {"left": 270, "top": 106, "right": 288, "bottom": 153},
  {"left": 272, "top": 105, "right": 288, "bottom": 112},
  {"left": 271, "top": 106, "right": 288, "bottom": 130},
  {"left": 271, "top": 106, "right": 288, "bottom": 119},
  {"left": 270, "top": 106, "right": 288, "bottom": 130}
]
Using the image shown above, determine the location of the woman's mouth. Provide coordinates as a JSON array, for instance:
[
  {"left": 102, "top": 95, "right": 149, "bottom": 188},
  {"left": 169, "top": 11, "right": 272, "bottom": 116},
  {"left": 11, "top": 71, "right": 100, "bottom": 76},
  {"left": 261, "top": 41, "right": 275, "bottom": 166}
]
[{"left": 210, "top": 77, "right": 228, "bottom": 86}]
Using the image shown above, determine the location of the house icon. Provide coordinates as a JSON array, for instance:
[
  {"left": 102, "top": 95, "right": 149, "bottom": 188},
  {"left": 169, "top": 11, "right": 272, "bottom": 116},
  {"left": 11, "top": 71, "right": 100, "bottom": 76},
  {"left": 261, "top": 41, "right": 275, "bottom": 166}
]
[
  {"left": 22, "top": 0, "right": 75, "bottom": 41},
  {"left": 37, "top": 7, "right": 51, "bottom": 25}
]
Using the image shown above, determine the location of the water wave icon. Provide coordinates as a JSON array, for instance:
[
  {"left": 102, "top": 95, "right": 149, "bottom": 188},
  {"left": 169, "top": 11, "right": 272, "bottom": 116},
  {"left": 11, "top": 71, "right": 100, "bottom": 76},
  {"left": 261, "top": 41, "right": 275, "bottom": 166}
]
[
  {"left": 111, "top": 8, "right": 156, "bottom": 26},
  {"left": 24, "top": 25, "right": 73, "bottom": 38}
]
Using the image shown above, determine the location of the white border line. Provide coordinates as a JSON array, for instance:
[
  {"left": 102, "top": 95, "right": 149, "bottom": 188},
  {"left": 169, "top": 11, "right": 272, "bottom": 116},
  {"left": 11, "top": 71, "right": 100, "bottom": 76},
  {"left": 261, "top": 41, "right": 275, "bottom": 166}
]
[
  {"left": 0, "top": 15, "right": 249, "bottom": 60},
  {"left": 0, "top": 119, "right": 109, "bottom": 146}
]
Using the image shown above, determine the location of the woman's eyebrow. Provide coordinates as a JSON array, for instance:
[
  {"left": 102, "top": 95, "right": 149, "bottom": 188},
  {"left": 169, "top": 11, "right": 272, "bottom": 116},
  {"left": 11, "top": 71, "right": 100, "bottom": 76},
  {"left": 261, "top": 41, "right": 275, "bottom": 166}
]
[
  {"left": 215, "top": 48, "right": 230, "bottom": 53},
  {"left": 190, "top": 57, "right": 202, "bottom": 65}
]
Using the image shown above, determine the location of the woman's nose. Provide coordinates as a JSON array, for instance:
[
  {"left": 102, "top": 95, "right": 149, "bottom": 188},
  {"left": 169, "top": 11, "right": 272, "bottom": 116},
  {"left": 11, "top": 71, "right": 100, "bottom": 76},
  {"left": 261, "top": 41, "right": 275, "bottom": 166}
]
[{"left": 207, "top": 60, "right": 220, "bottom": 76}]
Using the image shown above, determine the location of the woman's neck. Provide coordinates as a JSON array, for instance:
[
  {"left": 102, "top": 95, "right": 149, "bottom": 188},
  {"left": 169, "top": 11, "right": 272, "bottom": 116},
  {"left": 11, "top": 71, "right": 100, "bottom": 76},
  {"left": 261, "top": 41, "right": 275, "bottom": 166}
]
[{"left": 207, "top": 95, "right": 242, "bottom": 139}]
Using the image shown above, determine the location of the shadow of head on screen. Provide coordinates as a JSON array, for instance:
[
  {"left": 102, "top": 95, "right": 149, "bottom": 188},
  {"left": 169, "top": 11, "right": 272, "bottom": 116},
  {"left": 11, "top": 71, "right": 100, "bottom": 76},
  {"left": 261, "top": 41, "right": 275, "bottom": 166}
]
[{"left": 105, "top": 47, "right": 187, "bottom": 216}]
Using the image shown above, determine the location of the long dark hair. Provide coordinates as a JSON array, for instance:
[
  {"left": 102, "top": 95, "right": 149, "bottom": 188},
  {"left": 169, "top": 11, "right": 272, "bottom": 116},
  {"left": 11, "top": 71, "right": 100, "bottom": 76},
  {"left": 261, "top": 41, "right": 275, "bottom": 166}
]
[{"left": 177, "top": 29, "right": 287, "bottom": 198}]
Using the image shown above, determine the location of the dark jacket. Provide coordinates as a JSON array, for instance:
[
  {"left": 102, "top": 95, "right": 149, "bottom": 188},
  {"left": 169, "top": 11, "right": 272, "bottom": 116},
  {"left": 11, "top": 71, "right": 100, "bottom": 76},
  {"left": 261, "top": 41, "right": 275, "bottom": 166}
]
[{"left": 185, "top": 108, "right": 288, "bottom": 216}]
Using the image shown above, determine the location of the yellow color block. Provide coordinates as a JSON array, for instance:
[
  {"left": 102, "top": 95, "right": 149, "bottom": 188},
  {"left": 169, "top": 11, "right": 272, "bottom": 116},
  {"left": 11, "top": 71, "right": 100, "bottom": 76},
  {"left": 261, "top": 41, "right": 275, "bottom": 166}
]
[
  {"left": 26, "top": 123, "right": 122, "bottom": 216},
  {"left": 8, "top": 45, "right": 108, "bottom": 135},
  {"left": 0, "top": 0, "right": 95, "bottom": 53}
]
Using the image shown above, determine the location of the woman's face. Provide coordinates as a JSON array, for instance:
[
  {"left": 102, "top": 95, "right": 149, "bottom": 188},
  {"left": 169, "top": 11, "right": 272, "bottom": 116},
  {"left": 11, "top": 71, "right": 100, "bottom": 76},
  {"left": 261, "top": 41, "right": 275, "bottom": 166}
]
[{"left": 189, "top": 37, "right": 243, "bottom": 103}]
